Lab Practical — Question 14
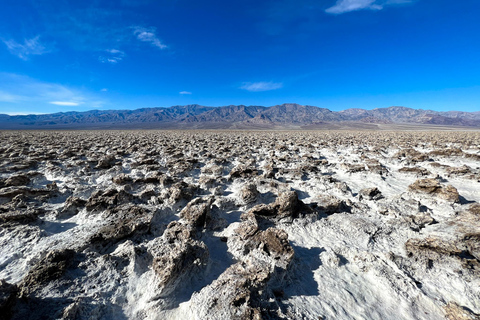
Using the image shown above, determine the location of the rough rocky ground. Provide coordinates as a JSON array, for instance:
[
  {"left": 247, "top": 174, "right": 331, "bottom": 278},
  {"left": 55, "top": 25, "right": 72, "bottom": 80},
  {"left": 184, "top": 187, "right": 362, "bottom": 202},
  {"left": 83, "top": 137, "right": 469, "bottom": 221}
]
[{"left": 0, "top": 130, "right": 479, "bottom": 320}]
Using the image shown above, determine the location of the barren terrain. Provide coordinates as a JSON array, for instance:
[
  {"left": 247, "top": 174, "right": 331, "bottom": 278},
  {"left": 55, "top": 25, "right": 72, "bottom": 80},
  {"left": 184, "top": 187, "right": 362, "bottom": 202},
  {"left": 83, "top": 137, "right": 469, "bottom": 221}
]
[{"left": 0, "top": 130, "right": 479, "bottom": 320}]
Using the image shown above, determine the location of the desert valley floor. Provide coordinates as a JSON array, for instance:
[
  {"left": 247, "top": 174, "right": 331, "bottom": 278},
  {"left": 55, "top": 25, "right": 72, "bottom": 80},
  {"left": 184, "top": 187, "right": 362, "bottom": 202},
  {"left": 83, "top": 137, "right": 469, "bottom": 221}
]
[{"left": 0, "top": 130, "right": 479, "bottom": 320}]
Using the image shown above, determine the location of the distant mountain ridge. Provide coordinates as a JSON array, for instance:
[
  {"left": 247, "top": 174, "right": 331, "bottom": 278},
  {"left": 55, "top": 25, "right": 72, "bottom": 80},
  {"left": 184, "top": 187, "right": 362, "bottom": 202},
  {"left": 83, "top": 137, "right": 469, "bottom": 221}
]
[{"left": 1, "top": 104, "right": 479, "bottom": 129}]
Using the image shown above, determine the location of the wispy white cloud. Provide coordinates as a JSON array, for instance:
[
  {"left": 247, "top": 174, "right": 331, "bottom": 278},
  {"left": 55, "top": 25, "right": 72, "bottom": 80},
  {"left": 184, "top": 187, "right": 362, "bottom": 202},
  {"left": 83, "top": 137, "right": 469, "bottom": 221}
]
[
  {"left": 2, "top": 35, "right": 50, "bottom": 60},
  {"left": 100, "top": 88, "right": 108, "bottom": 92},
  {"left": 240, "top": 81, "right": 283, "bottom": 92},
  {"left": 326, "top": 0, "right": 381, "bottom": 14},
  {"left": 325, "top": 0, "right": 414, "bottom": 14},
  {"left": 49, "top": 101, "right": 81, "bottom": 106},
  {"left": 0, "top": 91, "right": 24, "bottom": 103},
  {"left": 3, "top": 112, "right": 47, "bottom": 116},
  {"left": 0, "top": 73, "right": 106, "bottom": 112},
  {"left": 132, "top": 26, "right": 167, "bottom": 49},
  {"left": 99, "top": 49, "right": 125, "bottom": 64},
  {"left": 179, "top": 91, "right": 192, "bottom": 95}
]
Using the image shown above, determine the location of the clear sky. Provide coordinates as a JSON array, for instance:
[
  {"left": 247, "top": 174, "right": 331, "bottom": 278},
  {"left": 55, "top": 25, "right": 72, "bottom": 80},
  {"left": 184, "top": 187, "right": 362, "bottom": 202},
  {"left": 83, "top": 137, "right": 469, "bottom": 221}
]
[{"left": 1, "top": 0, "right": 479, "bottom": 115}]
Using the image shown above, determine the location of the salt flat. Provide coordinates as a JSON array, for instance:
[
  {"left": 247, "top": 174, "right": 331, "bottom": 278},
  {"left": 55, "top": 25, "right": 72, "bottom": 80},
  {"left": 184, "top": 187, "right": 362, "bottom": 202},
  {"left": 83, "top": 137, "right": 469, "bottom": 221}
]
[{"left": 0, "top": 130, "right": 479, "bottom": 320}]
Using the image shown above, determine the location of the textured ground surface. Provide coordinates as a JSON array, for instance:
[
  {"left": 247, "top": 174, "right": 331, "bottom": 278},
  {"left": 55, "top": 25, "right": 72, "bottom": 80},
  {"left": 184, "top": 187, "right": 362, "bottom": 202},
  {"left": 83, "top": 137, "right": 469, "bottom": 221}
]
[{"left": 0, "top": 130, "right": 479, "bottom": 320}]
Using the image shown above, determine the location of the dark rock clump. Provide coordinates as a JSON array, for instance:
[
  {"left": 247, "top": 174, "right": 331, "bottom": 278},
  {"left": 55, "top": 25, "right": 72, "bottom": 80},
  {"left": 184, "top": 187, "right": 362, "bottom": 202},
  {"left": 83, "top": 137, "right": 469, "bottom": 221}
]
[
  {"left": 408, "top": 179, "right": 460, "bottom": 203},
  {"left": 229, "top": 165, "right": 258, "bottom": 179},
  {"left": 315, "top": 194, "right": 351, "bottom": 214},
  {"left": 58, "top": 196, "right": 86, "bottom": 217},
  {"left": 359, "top": 187, "right": 383, "bottom": 201},
  {"left": 91, "top": 205, "right": 152, "bottom": 245},
  {"left": 112, "top": 173, "right": 133, "bottom": 185},
  {"left": 19, "top": 249, "right": 75, "bottom": 296},
  {"left": 169, "top": 182, "right": 197, "bottom": 202},
  {"left": 399, "top": 167, "right": 431, "bottom": 176},
  {"left": 96, "top": 155, "right": 119, "bottom": 169},
  {"left": 151, "top": 221, "right": 209, "bottom": 297},
  {"left": 85, "top": 188, "right": 135, "bottom": 212},
  {"left": 405, "top": 237, "right": 480, "bottom": 272},
  {"left": 0, "top": 280, "right": 17, "bottom": 318},
  {"left": 239, "top": 183, "right": 259, "bottom": 204},
  {"left": 0, "top": 208, "right": 43, "bottom": 224},
  {"left": 180, "top": 197, "right": 213, "bottom": 228},
  {"left": 4, "top": 174, "right": 30, "bottom": 187},
  {"left": 247, "top": 190, "right": 311, "bottom": 221}
]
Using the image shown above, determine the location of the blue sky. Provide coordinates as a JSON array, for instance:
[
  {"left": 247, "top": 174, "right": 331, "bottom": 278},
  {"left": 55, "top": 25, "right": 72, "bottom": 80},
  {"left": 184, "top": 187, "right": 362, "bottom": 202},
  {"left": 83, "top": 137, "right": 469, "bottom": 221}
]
[{"left": 1, "top": 0, "right": 479, "bottom": 115}]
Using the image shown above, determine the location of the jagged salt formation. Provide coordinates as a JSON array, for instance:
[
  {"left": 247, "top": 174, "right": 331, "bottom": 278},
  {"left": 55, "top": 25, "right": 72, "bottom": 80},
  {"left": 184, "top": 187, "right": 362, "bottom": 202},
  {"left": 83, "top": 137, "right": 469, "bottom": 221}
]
[{"left": 0, "top": 130, "right": 479, "bottom": 320}]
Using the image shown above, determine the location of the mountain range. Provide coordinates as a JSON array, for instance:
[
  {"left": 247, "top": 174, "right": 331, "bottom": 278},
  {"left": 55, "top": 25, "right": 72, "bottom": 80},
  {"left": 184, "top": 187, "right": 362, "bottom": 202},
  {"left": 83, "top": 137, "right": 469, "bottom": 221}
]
[{"left": 1, "top": 104, "right": 480, "bottom": 129}]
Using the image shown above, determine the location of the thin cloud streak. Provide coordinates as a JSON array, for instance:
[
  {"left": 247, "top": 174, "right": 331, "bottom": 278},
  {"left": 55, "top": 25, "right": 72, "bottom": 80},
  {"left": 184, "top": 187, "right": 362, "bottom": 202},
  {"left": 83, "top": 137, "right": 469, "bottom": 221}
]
[
  {"left": 99, "top": 49, "right": 125, "bottom": 64},
  {"left": 2, "top": 35, "right": 50, "bottom": 60},
  {"left": 0, "top": 91, "right": 24, "bottom": 103},
  {"left": 0, "top": 73, "right": 106, "bottom": 112},
  {"left": 326, "top": 0, "right": 381, "bottom": 14},
  {"left": 50, "top": 101, "right": 81, "bottom": 106},
  {"left": 179, "top": 91, "right": 192, "bottom": 95},
  {"left": 240, "top": 82, "right": 283, "bottom": 92},
  {"left": 133, "top": 26, "right": 167, "bottom": 49},
  {"left": 326, "top": 0, "right": 414, "bottom": 14},
  {"left": 3, "top": 112, "right": 47, "bottom": 116}
]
